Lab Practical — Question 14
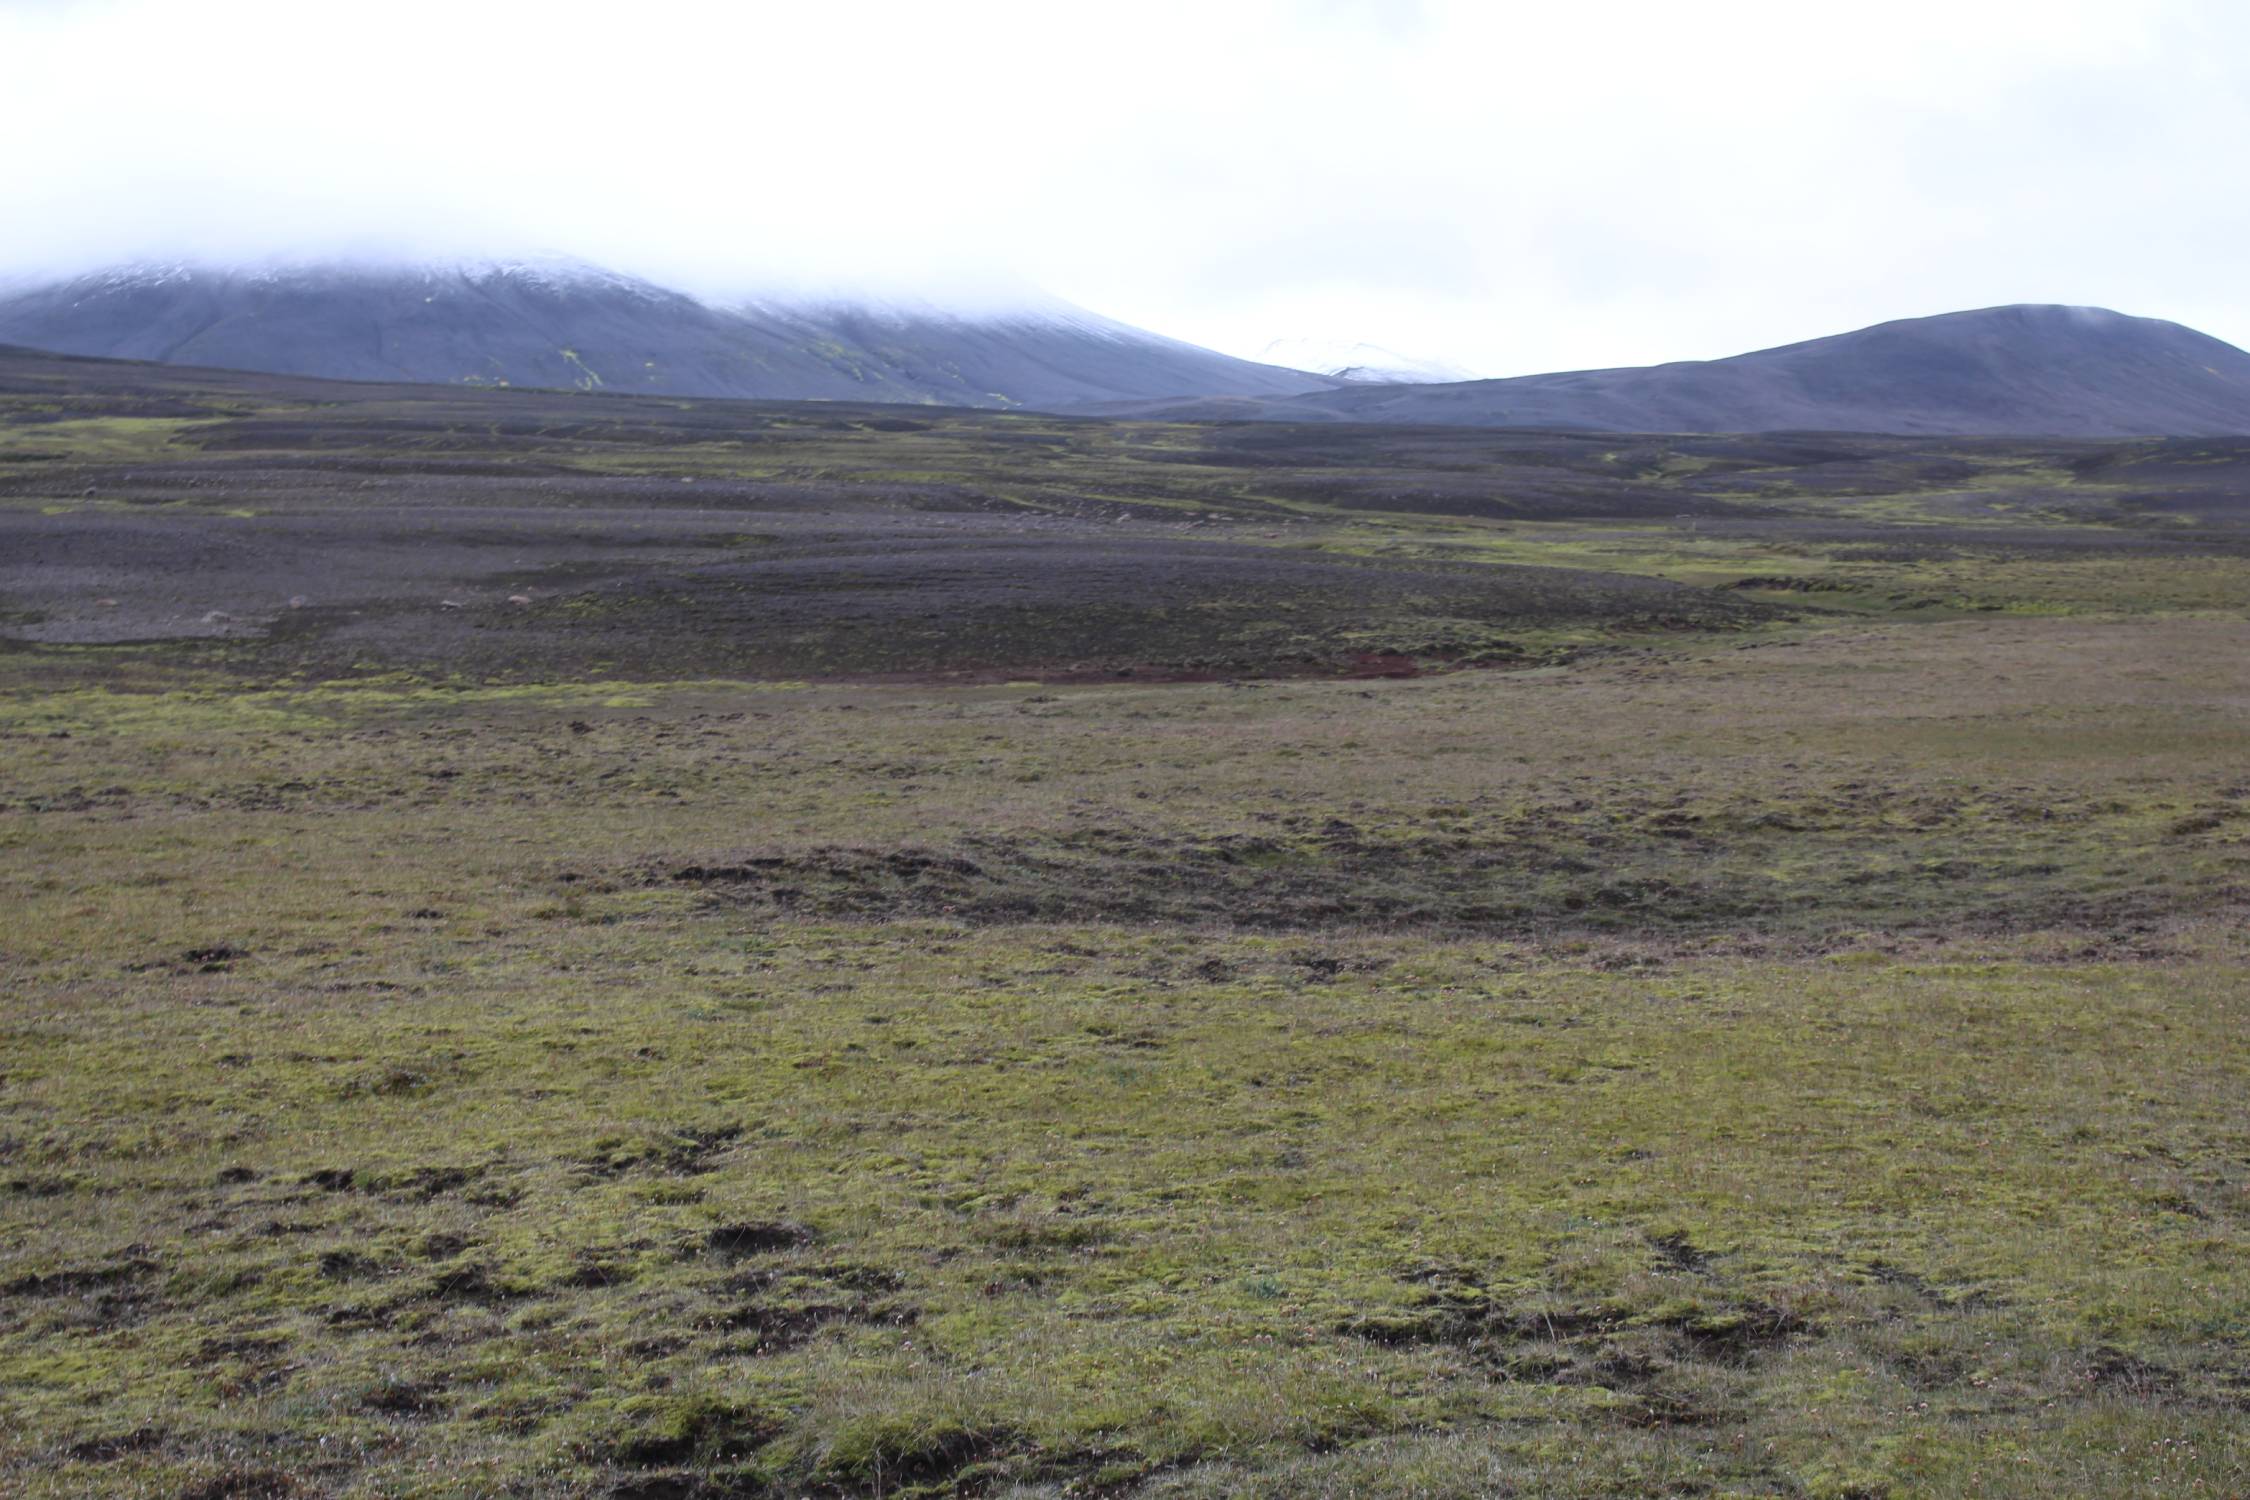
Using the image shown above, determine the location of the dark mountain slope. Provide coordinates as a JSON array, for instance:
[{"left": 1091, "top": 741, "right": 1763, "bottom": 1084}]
[
  {"left": 739, "top": 299, "right": 1340, "bottom": 410},
  {"left": 1089, "top": 306, "right": 2250, "bottom": 437},
  {"left": 0, "top": 258, "right": 1330, "bottom": 409}
]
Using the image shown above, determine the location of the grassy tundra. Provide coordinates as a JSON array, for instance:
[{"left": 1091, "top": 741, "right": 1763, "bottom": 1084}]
[{"left": 1, "top": 349, "right": 2246, "bottom": 1496}]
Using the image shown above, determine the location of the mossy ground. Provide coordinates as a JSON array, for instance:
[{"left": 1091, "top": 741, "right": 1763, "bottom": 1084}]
[
  {"left": 4, "top": 615, "right": 2247, "bottom": 1497},
  {"left": 4, "top": 353, "right": 2248, "bottom": 1492}
]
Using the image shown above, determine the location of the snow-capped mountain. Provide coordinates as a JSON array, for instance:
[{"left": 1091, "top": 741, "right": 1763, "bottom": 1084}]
[
  {"left": 0, "top": 256, "right": 1336, "bottom": 409},
  {"left": 1260, "top": 337, "right": 1481, "bottom": 385}
]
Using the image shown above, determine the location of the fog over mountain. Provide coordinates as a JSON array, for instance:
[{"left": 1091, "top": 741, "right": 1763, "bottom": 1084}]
[
  {"left": 0, "top": 257, "right": 1332, "bottom": 409},
  {"left": 5, "top": 1, "right": 2248, "bottom": 377}
]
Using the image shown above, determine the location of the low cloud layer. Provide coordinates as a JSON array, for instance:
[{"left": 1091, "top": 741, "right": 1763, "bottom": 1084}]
[{"left": 4, "top": 0, "right": 2246, "bottom": 374}]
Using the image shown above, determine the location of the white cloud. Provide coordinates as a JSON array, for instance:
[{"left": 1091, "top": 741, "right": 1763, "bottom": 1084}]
[{"left": 2, "top": 0, "right": 2244, "bottom": 373}]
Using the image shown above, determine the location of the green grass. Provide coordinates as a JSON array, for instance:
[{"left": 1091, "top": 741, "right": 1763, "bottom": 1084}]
[
  {"left": 4, "top": 616, "right": 2247, "bottom": 1496},
  {"left": 1296, "top": 515, "right": 2250, "bottom": 619},
  {"left": 0, "top": 415, "right": 216, "bottom": 466}
]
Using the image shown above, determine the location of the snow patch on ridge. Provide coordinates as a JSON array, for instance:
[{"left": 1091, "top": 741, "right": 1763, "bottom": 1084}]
[
  {"left": 49, "top": 253, "right": 691, "bottom": 306},
  {"left": 1261, "top": 337, "right": 1479, "bottom": 384}
]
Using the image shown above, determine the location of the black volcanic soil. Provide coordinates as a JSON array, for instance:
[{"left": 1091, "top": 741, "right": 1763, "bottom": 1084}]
[
  {"left": 4, "top": 345, "right": 2247, "bottom": 684},
  {"left": 0, "top": 499, "right": 1765, "bottom": 680}
]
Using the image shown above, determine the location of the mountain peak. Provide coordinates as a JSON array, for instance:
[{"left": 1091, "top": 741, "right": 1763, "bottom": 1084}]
[
  {"left": 1108, "top": 305, "right": 2250, "bottom": 436},
  {"left": 1850, "top": 302, "right": 2172, "bottom": 338},
  {"left": 0, "top": 255, "right": 1332, "bottom": 407}
]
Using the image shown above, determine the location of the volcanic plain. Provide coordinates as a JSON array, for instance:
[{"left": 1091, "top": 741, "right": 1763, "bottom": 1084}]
[{"left": 2, "top": 348, "right": 2247, "bottom": 1497}]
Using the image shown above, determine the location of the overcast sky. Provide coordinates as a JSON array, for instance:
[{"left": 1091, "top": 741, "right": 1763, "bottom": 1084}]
[{"left": 4, "top": 0, "right": 2247, "bottom": 376}]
